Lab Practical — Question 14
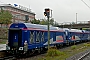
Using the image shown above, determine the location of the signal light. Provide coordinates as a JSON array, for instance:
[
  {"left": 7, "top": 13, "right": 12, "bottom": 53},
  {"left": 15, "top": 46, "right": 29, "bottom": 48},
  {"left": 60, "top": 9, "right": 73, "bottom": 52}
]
[
  {"left": 44, "top": 12, "right": 47, "bottom": 16},
  {"left": 44, "top": 8, "right": 50, "bottom": 17},
  {"left": 45, "top": 9, "right": 50, "bottom": 12}
]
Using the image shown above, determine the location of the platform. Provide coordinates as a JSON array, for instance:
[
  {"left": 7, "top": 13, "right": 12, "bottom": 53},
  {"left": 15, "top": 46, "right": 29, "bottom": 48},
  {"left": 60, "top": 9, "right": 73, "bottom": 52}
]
[{"left": 0, "top": 44, "right": 6, "bottom": 51}]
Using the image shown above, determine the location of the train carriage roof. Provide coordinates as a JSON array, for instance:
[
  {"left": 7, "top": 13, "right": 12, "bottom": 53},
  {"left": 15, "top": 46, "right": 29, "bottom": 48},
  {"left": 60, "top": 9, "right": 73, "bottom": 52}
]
[
  {"left": 9, "top": 23, "right": 63, "bottom": 31},
  {"left": 68, "top": 29, "right": 82, "bottom": 33},
  {"left": 10, "top": 23, "right": 46, "bottom": 29},
  {"left": 82, "top": 30, "right": 90, "bottom": 33}
]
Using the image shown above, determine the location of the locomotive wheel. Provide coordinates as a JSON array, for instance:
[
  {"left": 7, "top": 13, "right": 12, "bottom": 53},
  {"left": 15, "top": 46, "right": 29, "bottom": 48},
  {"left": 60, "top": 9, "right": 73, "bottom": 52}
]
[
  {"left": 66, "top": 42, "right": 69, "bottom": 45},
  {"left": 38, "top": 48, "right": 41, "bottom": 53},
  {"left": 56, "top": 44, "right": 60, "bottom": 49},
  {"left": 60, "top": 44, "right": 63, "bottom": 48},
  {"left": 31, "top": 49, "right": 35, "bottom": 55},
  {"left": 69, "top": 42, "right": 72, "bottom": 45},
  {"left": 28, "top": 49, "right": 35, "bottom": 55},
  {"left": 40, "top": 48, "right": 43, "bottom": 52},
  {"left": 25, "top": 53, "right": 28, "bottom": 57}
]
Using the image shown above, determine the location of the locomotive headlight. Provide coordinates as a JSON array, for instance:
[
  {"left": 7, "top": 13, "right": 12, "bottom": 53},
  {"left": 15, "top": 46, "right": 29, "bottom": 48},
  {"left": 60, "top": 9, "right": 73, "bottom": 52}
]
[{"left": 19, "top": 47, "right": 23, "bottom": 50}]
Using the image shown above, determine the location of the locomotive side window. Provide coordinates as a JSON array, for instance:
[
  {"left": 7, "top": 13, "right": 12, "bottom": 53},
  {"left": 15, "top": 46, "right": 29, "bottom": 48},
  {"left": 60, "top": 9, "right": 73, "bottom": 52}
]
[
  {"left": 41, "top": 32, "right": 44, "bottom": 42},
  {"left": 30, "top": 31, "right": 35, "bottom": 43},
  {"left": 36, "top": 31, "right": 40, "bottom": 43}
]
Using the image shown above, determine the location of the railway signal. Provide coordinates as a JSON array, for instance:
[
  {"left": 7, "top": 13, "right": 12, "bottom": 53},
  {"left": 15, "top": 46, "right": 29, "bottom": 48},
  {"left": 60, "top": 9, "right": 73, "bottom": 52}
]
[
  {"left": 44, "top": 8, "right": 50, "bottom": 50},
  {"left": 44, "top": 8, "right": 50, "bottom": 18}
]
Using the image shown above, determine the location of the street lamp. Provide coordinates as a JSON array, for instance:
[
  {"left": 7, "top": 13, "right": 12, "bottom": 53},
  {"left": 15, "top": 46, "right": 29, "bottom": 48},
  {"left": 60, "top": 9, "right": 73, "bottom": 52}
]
[{"left": 76, "top": 13, "right": 77, "bottom": 24}]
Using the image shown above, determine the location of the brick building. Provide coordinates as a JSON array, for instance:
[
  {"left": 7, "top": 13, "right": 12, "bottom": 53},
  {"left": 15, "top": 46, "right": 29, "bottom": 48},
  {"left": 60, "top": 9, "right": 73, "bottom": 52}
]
[{"left": 0, "top": 4, "right": 35, "bottom": 23}]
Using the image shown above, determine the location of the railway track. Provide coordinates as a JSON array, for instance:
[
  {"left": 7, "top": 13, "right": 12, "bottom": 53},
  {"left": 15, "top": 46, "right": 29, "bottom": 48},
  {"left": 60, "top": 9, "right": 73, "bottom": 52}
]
[
  {"left": 0, "top": 42, "right": 90, "bottom": 60},
  {"left": 0, "top": 50, "right": 16, "bottom": 60},
  {"left": 0, "top": 55, "right": 16, "bottom": 60},
  {"left": 0, "top": 50, "right": 46, "bottom": 60},
  {"left": 18, "top": 42, "right": 89, "bottom": 60},
  {"left": 77, "top": 51, "right": 90, "bottom": 60}
]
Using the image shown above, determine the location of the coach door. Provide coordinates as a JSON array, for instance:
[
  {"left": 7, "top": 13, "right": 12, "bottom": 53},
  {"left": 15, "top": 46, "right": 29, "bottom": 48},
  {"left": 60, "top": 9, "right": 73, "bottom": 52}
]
[{"left": 9, "top": 29, "right": 22, "bottom": 48}]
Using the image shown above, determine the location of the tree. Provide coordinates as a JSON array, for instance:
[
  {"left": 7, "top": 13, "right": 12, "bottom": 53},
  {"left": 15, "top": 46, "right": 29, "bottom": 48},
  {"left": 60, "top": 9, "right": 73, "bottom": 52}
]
[
  {"left": 30, "top": 18, "right": 59, "bottom": 27},
  {"left": 49, "top": 18, "right": 54, "bottom": 26},
  {"left": 40, "top": 19, "right": 48, "bottom": 25},
  {"left": 31, "top": 19, "right": 40, "bottom": 24},
  {"left": 72, "top": 22, "right": 75, "bottom": 25},
  {"left": 0, "top": 9, "right": 12, "bottom": 27}
]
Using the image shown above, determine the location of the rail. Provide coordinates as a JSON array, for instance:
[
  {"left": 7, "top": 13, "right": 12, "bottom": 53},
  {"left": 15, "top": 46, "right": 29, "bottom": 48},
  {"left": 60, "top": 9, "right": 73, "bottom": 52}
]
[
  {"left": 0, "top": 56, "right": 16, "bottom": 60},
  {"left": 77, "top": 51, "right": 90, "bottom": 60}
]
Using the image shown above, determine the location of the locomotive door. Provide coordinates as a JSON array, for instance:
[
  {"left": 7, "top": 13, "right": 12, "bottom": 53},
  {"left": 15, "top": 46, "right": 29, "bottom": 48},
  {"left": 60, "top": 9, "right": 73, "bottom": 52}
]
[
  {"left": 13, "top": 32, "right": 18, "bottom": 47},
  {"left": 9, "top": 29, "right": 22, "bottom": 48}
]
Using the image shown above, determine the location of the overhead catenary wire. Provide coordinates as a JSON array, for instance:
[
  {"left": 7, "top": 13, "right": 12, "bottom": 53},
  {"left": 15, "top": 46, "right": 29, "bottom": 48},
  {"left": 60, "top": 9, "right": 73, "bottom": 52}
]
[{"left": 81, "top": 0, "right": 90, "bottom": 9}]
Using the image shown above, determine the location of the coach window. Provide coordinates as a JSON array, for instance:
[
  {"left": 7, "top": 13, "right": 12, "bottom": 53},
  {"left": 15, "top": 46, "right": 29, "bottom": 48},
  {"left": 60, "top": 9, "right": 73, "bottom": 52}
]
[
  {"left": 36, "top": 31, "right": 40, "bottom": 43},
  {"left": 30, "top": 31, "right": 34, "bottom": 43},
  {"left": 41, "top": 32, "right": 44, "bottom": 42},
  {"left": 57, "top": 35, "right": 63, "bottom": 40}
]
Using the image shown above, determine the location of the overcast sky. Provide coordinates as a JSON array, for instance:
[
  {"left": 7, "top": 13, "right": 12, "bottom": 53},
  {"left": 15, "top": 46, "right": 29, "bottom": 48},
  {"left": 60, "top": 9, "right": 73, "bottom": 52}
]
[{"left": 0, "top": 0, "right": 90, "bottom": 23}]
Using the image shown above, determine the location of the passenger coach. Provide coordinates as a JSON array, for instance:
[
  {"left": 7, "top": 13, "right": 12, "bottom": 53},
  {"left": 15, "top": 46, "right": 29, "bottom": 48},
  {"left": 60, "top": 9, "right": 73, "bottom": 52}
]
[{"left": 6, "top": 23, "right": 66, "bottom": 55}]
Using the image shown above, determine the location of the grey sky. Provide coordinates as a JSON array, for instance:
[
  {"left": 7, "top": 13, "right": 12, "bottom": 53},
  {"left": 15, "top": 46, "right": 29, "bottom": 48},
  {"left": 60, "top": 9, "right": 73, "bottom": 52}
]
[{"left": 0, "top": 0, "right": 90, "bottom": 23}]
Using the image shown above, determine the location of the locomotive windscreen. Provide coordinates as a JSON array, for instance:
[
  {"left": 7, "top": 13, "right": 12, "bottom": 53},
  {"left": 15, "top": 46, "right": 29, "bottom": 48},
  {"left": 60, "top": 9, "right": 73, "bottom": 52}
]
[{"left": 8, "top": 28, "right": 22, "bottom": 48}]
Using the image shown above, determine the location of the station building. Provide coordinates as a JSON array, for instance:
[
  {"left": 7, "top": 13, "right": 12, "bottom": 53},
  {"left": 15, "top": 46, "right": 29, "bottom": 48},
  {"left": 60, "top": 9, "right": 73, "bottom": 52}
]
[{"left": 0, "top": 4, "right": 35, "bottom": 23}]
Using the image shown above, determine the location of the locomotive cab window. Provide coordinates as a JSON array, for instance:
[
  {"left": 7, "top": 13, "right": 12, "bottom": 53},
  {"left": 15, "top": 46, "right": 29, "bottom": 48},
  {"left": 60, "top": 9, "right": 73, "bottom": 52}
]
[{"left": 30, "top": 31, "right": 35, "bottom": 43}]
